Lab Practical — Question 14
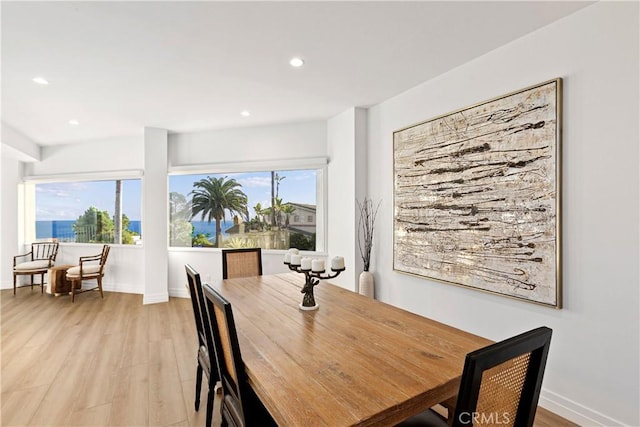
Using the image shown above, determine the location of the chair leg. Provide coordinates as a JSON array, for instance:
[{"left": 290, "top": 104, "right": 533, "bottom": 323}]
[
  {"left": 206, "top": 388, "right": 214, "bottom": 427},
  {"left": 30, "top": 274, "right": 34, "bottom": 290},
  {"left": 13, "top": 274, "right": 17, "bottom": 295},
  {"left": 195, "top": 364, "right": 203, "bottom": 411},
  {"left": 40, "top": 272, "right": 45, "bottom": 294},
  {"left": 97, "top": 277, "right": 104, "bottom": 299},
  {"left": 71, "top": 279, "right": 76, "bottom": 303}
]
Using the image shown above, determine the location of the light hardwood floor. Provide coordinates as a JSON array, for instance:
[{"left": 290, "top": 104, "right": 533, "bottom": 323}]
[{"left": 1, "top": 289, "right": 577, "bottom": 427}]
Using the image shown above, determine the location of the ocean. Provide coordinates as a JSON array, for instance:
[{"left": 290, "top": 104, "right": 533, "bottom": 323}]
[{"left": 36, "top": 220, "right": 229, "bottom": 241}]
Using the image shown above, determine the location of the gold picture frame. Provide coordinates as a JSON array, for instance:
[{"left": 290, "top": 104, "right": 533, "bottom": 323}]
[{"left": 393, "top": 79, "right": 562, "bottom": 308}]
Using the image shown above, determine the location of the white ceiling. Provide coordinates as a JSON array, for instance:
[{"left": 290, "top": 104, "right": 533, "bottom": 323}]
[{"left": 2, "top": 1, "right": 591, "bottom": 146}]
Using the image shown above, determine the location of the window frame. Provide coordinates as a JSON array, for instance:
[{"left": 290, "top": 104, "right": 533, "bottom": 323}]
[
  {"left": 168, "top": 157, "right": 327, "bottom": 252},
  {"left": 22, "top": 169, "right": 144, "bottom": 246}
]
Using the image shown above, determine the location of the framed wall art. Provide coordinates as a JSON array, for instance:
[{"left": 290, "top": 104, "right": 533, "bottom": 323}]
[{"left": 393, "top": 78, "right": 562, "bottom": 308}]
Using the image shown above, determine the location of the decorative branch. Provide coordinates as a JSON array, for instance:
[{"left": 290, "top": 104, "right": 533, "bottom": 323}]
[{"left": 357, "top": 197, "right": 381, "bottom": 272}]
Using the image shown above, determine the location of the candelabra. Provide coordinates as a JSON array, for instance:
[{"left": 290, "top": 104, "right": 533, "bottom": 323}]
[{"left": 284, "top": 262, "right": 345, "bottom": 310}]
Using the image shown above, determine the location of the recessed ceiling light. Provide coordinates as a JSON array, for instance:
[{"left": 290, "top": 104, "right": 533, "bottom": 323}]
[
  {"left": 289, "top": 57, "right": 304, "bottom": 68},
  {"left": 240, "top": 110, "right": 251, "bottom": 117},
  {"left": 68, "top": 120, "right": 79, "bottom": 126},
  {"left": 32, "top": 77, "right": 49, "bottom": 85}
]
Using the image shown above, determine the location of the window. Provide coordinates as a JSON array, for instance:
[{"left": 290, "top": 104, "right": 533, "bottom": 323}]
[
  {"left": 32, "top": 179, "right": 142, "bottom": 245},
  {"left": 307, "top": 215, "right": 314, "bottom": 223},
  {"left": 169, "top": 168, "right": 323, "bottom": 251}
]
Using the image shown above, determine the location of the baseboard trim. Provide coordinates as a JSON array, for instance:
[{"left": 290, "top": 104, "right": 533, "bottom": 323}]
[
  {"left": 169, "top": 287, "right": 189, "bottom": 299},
  {"left": 540, "top": 388, "right": 627, "bottom": 426},
  {"left": 143, "top": 292, "right": 169, "bottom": 305},
  {"left": 102, "top": 282, "right": 142, "bottom": 295},
  {"left": 2, "top": 281, "right": 143, "bottom": 295}
]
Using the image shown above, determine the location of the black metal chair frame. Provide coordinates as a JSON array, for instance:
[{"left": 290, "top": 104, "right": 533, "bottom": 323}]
[
  {"left": 185, "top": 264, "right": 220, "bottom": 427},
  {"left": 221, "top": 248, "right": 263, "bottom": 280},
  {"left": 202, "top": 282, "right": 275, "bottom": 427}
]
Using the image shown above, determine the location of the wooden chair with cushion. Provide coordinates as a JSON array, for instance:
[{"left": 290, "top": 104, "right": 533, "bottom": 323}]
[
  {"left": 185, "top": 264, "right": 220, "bottom": 427},
  {"left": 66, "top": 245, "right": 110, "bottom": 302},
  {"left": 202, "top": 283, "right": 276, "bottom": 427},
  {"left": 397, "top": 327, "right": 552, "bottom": 427},
  {"left": 13, "top": 241, "right": 59, "bottom": 295},
  {"left": 222, "top": 248, "right": 262, "bottom": 279}
]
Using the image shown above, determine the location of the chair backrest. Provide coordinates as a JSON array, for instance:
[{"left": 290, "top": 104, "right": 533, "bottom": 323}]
[
  {"left": 77, "top": 245, "right": 110, "bottom": 278},
  {"left": 222, "top": 248, "right": 262, "bottom": 279},
  {"left": 185, "top": 264, "right": 212, "bottom": 354},
  {"left": 32, "top": 242, "right": 59, "bottom": 262},
  {"left": 451, "top": 327, "right": 552, "bottom": 427},
  {"left": 99, "top": 245, "right": 110, "bottom": 272},
  {"left": 202, "top": 283, "right": 252, "bottom": 427}
]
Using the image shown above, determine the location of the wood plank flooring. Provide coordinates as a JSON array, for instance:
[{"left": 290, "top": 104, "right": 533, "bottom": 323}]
[{"left": 1, "top": 289, "right": 577, "bottom": 426}]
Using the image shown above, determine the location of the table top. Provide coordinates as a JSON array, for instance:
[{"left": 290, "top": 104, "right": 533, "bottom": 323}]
[{"left": 211, "top": 273, "right": 491, "bottom": 426}]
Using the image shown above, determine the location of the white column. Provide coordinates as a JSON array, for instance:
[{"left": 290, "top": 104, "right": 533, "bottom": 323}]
[
  {"left": 326, "top": 107, "right": 367, "bottom": 291},
  {"left": 143, "top": 127, "right": 169, "bottom": 304}
]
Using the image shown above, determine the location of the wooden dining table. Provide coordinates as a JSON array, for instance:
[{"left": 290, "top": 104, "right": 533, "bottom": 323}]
[{"left": 210, "top": 273, "right": 491, "bottom": 426}]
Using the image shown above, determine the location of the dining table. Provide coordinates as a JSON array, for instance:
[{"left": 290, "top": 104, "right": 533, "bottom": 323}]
[{"left": 210, "top": 272, "right": 492, "bottom": 426}]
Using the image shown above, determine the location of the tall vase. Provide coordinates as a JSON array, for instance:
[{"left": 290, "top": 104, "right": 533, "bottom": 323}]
[{"left": 358, "top": 271, "right": 375, "bottom": 299}]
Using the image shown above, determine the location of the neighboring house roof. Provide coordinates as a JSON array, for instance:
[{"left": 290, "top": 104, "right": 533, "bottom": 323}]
[{"left": 288, "top": 203, "right": 316, "bottom": 212}]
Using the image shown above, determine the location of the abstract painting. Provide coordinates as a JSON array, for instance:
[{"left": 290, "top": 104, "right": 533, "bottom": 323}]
[{"left": 393, "top": 79, "right": 562, "bottom": 307}]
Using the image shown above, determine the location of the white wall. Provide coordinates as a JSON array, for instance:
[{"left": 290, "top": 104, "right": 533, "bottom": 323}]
[
  {"left": 1, "top": 123, "right": 40, "bottom": 162},
  {"left": 167, "top": 249, "right": 315, "bottom": 298},
  {"left": 53, "top": 244, "right": 144, "bottom": 294},
  {"left": 0, "top": 149, "right": 23, "bottom": 288},
  {"left": 365, "top": 3, "right": 638, "bottom": 426},
  {"left": 169, "top": 120, "right": 327, "bottom": 167},
  {"left": 25, "top": 135, "right": 143, "bottom": 177}
]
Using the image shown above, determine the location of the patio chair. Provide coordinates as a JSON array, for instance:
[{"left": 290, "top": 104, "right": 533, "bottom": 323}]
[
  {"left": 66, "top": 245, "right": 110, "bottom": 302},
  {"left": 13, "top": 241, "right": 59, "bottom": 295}
]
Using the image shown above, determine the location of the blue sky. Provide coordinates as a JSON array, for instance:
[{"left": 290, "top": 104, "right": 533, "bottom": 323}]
[
  {"left": 35, "top": 170, "right": 316, "bottom": 221},
  {"left": 36, "top": 180, "right": 142, "bottom": 221}
]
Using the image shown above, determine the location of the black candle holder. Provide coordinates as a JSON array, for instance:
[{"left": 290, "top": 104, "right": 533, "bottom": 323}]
[{"left": 284, "top": 262, "right": 345, "bottom": 310}]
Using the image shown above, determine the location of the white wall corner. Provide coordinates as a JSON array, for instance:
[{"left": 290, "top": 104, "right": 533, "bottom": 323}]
[
  {"left": 1, "top": 123, "right": 40, "bottom": 162},
  {"left": 168, "top": 286, "right": 189, "bottom": 299},
  {"left": 327, "top": 108, "right": 358, "bottom": 290}
]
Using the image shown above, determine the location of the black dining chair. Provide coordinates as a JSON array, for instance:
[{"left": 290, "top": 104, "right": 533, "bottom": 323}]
[
  {"left": 202, "top": 282, "right": 276, "bottom": 427},
  {"left": 397, "top": 327, "right": 552, "bottom": 427},
  {"left": 185, "top": 264, "right": 219, "bottom": 427},
  {"left": 222, "top": 248, "right": 262, "bottom": 279}
]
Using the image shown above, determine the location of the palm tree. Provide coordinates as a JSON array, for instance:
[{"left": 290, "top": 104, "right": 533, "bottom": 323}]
[
  {"left": 281, "top": 204, "right": 296, "bottom": 228},
  {"left": 190, "top": 176, "right": 248, "bottom": 247},
  {"left": 273, "top": 197, "right": 284, "bottom": 228},
  {"left": 253, "top": 203, "right": 263, "bottom": 222}
]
